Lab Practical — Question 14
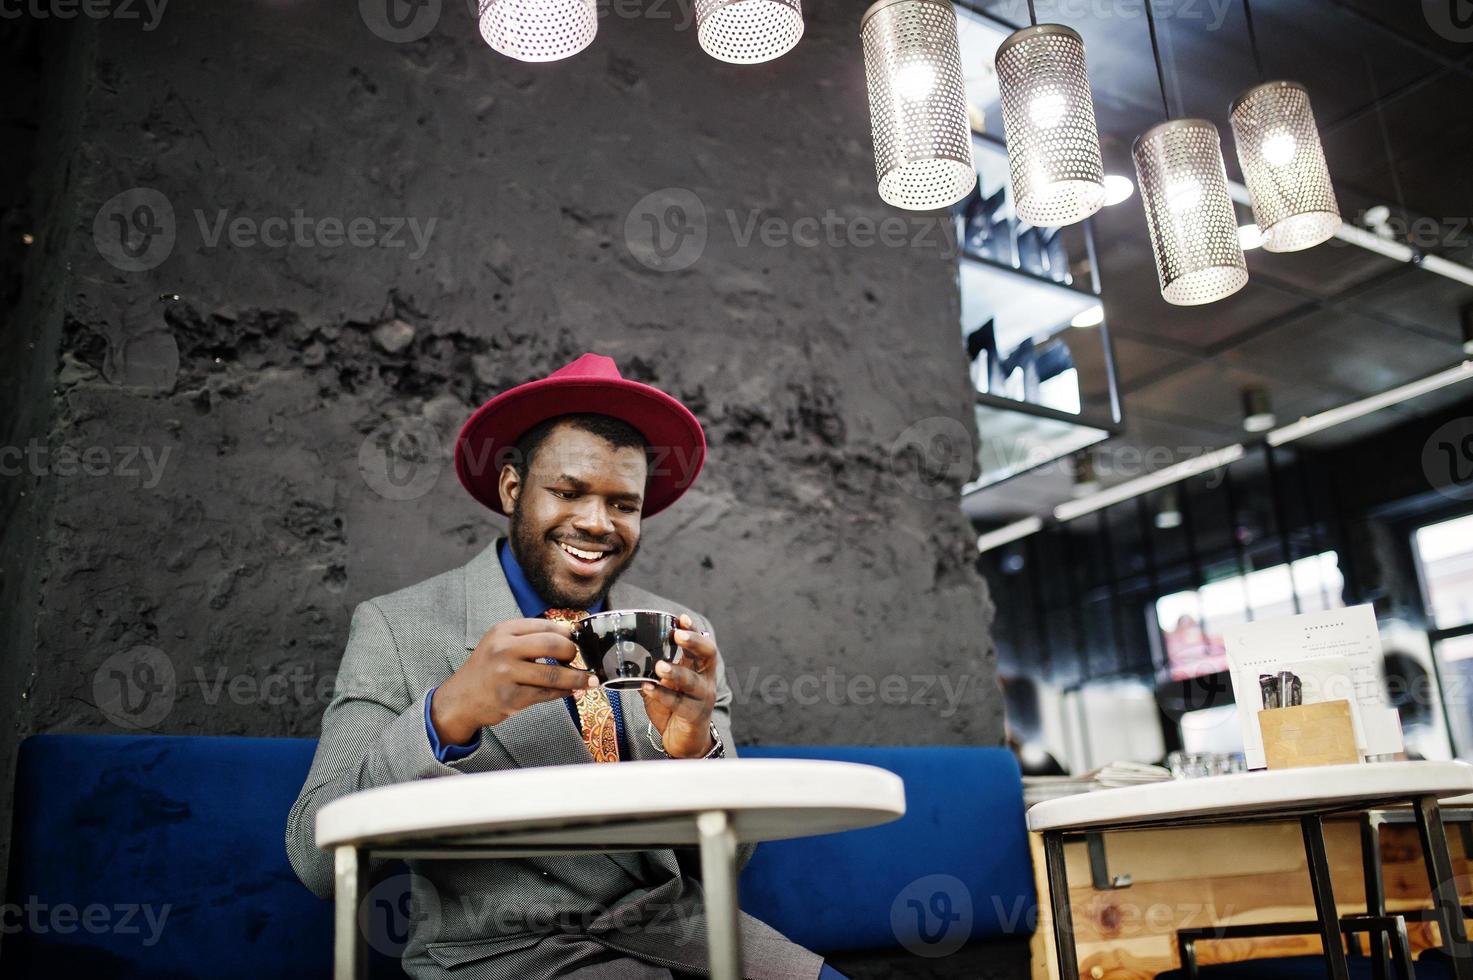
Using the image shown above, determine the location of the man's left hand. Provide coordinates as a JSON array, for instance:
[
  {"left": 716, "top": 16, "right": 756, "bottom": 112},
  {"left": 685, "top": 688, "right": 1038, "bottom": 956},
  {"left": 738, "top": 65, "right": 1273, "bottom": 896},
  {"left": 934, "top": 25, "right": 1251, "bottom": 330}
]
[{"left": 640, "top": 613, "right": 717, "bottom": 758}]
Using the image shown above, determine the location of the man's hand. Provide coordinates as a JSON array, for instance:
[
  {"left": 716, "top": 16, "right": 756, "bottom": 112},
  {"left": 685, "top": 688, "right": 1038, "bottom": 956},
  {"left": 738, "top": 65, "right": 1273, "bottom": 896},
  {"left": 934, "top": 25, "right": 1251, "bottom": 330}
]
[
  {"left": 431, "top": 618, "right": 596, "bottom": 746},
  {"left": 641, "top": 613, "right": 718, "bottom": 758}
]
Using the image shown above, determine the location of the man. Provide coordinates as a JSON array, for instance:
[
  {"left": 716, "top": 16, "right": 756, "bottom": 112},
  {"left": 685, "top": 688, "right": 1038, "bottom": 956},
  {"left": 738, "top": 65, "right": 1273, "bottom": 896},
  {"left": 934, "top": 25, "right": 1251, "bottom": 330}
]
[{"left": 286, "top": 354, "right": 839, "bottom": 978}]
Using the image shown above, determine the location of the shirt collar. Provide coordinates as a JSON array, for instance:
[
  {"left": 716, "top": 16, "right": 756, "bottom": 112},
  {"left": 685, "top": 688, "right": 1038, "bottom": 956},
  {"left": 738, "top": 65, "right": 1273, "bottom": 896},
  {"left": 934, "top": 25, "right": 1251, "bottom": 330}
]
[{"left": 497, "top": 538, "right": 606, "bottom": 618}]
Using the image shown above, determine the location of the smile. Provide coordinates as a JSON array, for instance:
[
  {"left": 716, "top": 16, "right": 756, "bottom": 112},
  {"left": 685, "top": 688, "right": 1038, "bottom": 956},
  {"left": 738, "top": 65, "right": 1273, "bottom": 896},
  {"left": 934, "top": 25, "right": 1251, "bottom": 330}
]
[{"left": 556, "top": 540, "right": 613, "bottom": 570}]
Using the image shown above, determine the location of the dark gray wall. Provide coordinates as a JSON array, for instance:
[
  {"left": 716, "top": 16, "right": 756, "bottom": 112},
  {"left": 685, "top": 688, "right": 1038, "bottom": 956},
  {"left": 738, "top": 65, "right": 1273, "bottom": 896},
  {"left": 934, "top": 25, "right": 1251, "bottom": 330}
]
[
  {"left": 2, "top": 0, "right": 1000, "bottom": 892},
  {"left": 1, "top": 17, "right": 97, "bottom": 907}
]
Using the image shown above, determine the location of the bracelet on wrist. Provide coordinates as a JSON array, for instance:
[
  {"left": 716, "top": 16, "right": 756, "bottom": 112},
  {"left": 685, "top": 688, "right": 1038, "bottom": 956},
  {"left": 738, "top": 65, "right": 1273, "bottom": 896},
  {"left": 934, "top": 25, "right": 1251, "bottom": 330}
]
[{"left": 647, "top": 721, "right": 724, "bottom": 759}]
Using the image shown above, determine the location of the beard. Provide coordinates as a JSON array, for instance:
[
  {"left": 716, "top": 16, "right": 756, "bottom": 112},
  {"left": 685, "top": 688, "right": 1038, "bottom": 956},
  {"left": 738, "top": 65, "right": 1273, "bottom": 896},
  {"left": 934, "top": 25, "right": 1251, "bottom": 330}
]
[{"left": 508, "top": 495, "right": 640, "bottom": 610}]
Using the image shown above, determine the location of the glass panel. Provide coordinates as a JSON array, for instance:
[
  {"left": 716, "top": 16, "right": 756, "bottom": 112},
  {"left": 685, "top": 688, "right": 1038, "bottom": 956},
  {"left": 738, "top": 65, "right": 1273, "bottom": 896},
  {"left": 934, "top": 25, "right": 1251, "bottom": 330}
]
[
  {"left": 1432, "top": 633, "right": 1473, "bottom": 759},
  {"left": 966, "top": 403, "right": 1108, "bottom": 490},
  {"left": 959, "top": 258, "right": 1098, "bottom": 416},
  {"left": 1155, "top": 550, "right": 1344, "bottom": 681},
  {"left": 1438, "top": 632, "right": 1473, "bottom": 663},
  {"left": 954, "top": 6, "right": 1007, "bottom": 131},
  {"left": 951, "top": 2, "right": 1119, "bottom": 497},
  {"left": 1414, "top": 513, "right": 1473, "bottom": 630}
]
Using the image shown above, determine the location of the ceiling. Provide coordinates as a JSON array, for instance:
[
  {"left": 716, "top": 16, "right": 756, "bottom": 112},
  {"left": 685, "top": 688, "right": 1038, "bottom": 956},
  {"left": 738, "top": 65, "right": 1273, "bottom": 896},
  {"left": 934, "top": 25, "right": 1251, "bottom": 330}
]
[{"left": 955, "top": 0, "right": 1473, "bottom": 521}]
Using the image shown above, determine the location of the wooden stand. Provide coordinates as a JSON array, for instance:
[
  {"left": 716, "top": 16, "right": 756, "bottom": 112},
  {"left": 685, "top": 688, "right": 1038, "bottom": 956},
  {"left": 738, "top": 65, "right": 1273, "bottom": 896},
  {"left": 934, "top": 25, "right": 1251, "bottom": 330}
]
[{"left": 1259, "top": 700, "right": 1360, "bottom": 770}]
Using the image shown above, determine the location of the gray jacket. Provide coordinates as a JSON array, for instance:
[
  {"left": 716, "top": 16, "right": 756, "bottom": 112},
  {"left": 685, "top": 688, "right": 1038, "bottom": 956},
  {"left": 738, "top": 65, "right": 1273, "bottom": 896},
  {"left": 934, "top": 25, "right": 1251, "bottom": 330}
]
[{"left": 285, "top": 538, "right": 822, "bottom": 979}]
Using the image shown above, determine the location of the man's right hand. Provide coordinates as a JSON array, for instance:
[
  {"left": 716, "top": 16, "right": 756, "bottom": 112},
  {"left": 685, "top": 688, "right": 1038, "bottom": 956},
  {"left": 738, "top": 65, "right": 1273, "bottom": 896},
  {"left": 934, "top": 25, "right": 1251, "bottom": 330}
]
[{"left": 430, "top": 618, "right": 596, "bottom": 747}]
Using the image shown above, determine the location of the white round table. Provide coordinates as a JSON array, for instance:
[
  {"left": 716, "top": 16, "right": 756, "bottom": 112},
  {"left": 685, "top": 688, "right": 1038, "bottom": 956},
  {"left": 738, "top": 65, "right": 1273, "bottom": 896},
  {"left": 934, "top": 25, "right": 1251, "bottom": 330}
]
[
  {"left": 1027, "top": 761, "right": 1473, "bottom": 980},
  {"left": 317, "top": 758, "right": 906, "bottom": 980}
]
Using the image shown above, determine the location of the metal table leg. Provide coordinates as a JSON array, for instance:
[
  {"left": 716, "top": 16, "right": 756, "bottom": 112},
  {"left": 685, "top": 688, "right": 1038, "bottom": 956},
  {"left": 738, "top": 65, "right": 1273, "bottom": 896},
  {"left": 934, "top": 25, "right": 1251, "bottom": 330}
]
[
  {"left": 1302, "top": 815, "right": 1351, "bottom": 980},
  {"left": 334, "top": 844, "right": 369, "bottom": 980},
  {"left": 1044, "top": 831, "right": 1081, "bottom": 980},
  {"left": 1390, "top": 914, "right": 1414, "bottom": 980},
  {"left": 1361, "top": 815, "right": 1389, "bottom": 980},
  {"left": 1178, "top": 930, "right": 1201, "bottom": 980},
  {"left": 1414, "top": 795, "right": 1473, "bottom": 980},
  {"left": 697, "top": 810, "right": 743, "bottom": 980}
]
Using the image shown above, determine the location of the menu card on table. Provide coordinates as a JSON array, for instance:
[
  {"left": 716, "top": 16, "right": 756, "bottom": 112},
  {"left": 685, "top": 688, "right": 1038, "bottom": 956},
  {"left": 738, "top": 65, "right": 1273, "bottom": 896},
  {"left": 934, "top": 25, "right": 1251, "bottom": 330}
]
[{"left": 1223, "top": 604, "right": 1404, "bottom": 770}]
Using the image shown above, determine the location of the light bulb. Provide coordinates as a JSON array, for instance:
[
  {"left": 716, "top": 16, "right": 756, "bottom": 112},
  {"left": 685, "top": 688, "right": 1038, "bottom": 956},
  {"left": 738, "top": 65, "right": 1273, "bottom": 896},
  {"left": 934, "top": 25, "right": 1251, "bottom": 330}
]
[
  {"left": 1238, "top": 223, "right": 1265, "bottom": 249},
  {"left": 1070, "top": 304, "right": 1105, "bottom": 328},
  {"left": 1102, "top": 174, "right": 1134, "bottom": 206},
  {"left": 1028, "top": 92, "right": 1068, "bottom": 130},
  {"left": 1261, "top": 129, "right": 1297, "bottom": 167},
  {"left": 1165, "top": 178, "right": 1202, "bottom": 214},
  {"left": 894, "top": 62, "right": 937, "bottom": 102},
  {"left": 1244, "top": 410, "right": 1276, "bottom": 433}
]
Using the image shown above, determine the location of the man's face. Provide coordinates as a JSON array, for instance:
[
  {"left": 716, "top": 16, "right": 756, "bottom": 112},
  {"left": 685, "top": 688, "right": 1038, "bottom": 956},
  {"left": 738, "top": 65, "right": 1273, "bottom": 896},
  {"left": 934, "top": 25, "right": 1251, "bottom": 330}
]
[{"left": 499, "top": 422, "right": 646, "bottom": 609}]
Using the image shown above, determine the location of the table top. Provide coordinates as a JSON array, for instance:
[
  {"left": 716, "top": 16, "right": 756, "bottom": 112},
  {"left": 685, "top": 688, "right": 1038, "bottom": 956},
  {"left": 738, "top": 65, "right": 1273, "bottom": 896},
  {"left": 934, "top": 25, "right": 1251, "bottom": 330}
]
[
  {"left": 1028, "top": 761, "right": 1473, "bottom": 833},
  {"left": 317, "top": 759, "right": 906, "bottom": 852}
]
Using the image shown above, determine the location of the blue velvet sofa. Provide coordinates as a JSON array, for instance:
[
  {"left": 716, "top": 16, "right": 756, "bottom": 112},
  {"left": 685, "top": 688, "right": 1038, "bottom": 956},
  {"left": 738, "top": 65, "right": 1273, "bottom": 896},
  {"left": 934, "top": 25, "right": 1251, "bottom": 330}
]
[{"left": 4, "top": 735, "right": 1036, "bottom": 978}]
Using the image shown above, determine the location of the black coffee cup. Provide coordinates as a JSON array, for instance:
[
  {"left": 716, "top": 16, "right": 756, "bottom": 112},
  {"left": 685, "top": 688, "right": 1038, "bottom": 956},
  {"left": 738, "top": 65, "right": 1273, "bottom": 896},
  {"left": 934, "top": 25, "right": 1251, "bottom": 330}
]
[{"left": 569, "top": 609, "right": 692, "bottom": 690}]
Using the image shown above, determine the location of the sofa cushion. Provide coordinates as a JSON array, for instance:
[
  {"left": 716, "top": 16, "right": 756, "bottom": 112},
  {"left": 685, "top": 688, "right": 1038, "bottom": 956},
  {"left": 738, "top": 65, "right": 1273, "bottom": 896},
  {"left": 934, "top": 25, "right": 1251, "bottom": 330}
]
[
  {"left": 737, "top": 746, "right": 1035, "bottom": 955},
  {"left": 6, "top": 733, "right": 330, "bottom": 979},
  {"left": 6, "top": 736, "right": 1035, "bottom": 975}
]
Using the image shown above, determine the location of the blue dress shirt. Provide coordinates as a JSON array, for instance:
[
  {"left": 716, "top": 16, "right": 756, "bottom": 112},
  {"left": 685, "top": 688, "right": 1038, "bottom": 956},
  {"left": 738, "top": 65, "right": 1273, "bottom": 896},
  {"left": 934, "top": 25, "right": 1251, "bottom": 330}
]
[{"left": 425, "top": 539, "right": 617, "bottom": 762}]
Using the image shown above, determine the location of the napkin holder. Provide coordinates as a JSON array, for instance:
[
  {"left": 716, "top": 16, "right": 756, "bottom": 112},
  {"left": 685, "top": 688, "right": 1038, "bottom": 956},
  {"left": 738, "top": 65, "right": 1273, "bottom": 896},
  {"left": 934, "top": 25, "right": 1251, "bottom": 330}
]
[{"left": 1258, "top": 699, "right": 1360, "bottom": 770}]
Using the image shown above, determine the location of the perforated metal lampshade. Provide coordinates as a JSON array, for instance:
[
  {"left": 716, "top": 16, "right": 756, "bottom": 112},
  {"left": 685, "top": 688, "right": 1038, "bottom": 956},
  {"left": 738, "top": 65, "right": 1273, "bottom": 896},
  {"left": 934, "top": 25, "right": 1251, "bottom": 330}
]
[
  {"left": 695, "top": 0, "right": 803, "bottom": 64},
  {"left": 477, "top": 0, "right": 598, "bottom": 63},
  {"left": 860, "top": 0, "right": 976, "bottom": 211},
  {"left": 1133, "top": 118, "right": 1248, "bottom": 306},
  {"left": 994, "top": 24, "right": 1105, "bottom": 227},
  {"left": 1230, "top": 80, "right": 1340, "bottom": 253}
]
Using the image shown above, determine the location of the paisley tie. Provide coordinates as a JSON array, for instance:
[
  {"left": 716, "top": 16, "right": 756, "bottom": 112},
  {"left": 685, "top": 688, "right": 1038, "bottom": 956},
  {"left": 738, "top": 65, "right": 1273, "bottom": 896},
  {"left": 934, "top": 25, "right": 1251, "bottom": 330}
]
[{"left": 543, "top": 608, "right": 620, "bottom": 763}]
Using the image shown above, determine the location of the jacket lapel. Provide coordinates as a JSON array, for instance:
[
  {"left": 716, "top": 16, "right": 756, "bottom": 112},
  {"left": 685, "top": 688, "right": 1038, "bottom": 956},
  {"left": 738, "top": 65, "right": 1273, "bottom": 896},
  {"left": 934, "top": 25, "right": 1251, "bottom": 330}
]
[
  {"left": 456, "top": 537, "right": 519, "bottom": 672},
  {"left": 458, "top": 537, "right": 589, "bottom": 770}
]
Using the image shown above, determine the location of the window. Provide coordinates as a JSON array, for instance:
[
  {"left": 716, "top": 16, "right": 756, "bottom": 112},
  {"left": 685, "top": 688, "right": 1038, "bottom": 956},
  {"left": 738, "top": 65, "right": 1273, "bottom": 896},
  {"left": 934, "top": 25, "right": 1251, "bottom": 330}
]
[
  {"left": 1414, "top": 513, "right": 1473, "bottom": 630},
  {"left": 1154, "top": 550, "right": 1345, "bottom": 681},
  {"left": 1412, "top": 512, "right": 1473, "bottom": 760}
]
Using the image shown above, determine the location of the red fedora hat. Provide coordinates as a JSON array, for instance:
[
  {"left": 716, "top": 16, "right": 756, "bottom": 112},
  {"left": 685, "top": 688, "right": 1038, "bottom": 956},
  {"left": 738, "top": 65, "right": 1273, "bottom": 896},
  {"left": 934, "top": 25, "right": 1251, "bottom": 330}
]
[{"left": 454, "top": 353, "right": 706, "bottom": 517}]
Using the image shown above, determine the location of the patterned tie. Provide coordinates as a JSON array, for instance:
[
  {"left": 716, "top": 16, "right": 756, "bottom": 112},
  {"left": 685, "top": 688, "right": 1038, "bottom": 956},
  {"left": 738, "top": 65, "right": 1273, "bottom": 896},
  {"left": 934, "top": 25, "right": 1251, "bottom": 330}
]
[{"left": 543, "top": 608, "right": 620, "bottom": 763}]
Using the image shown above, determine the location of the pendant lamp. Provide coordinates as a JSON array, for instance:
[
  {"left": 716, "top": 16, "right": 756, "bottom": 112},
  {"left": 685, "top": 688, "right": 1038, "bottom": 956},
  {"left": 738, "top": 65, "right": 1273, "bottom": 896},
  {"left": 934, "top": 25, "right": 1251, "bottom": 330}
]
[
  {"left": 1228, "top": 0, "right": 1339, "bottom": 252},
  {"left": 861, "top": 0, "right": 976, "bottom": 211},
  {"left": 1133, "top": 0, "right": 1247, "bottom": 305},
  {"left": 477, "top": 0, "right": 598, "bottom": 62},
  {"left": 695, "top": 0, "right": 804, "bottom": 64},
  {"left": 994, "top": 1, "right": 1104, "bottom": 226}
]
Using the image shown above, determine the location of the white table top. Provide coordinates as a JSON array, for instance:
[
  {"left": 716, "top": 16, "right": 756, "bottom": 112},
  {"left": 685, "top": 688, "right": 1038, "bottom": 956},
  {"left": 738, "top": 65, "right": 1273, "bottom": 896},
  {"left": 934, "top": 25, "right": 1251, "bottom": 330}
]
[
  {"left": 317, "top": 759, "right": 906, "bottom": 852},
  {"left": 1028, "top": 761, "right": 1473, "bottom": 833}
]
